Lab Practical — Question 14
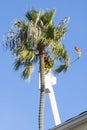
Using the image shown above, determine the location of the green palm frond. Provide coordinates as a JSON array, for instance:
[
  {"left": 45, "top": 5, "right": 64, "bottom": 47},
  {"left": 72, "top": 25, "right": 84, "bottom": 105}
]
[
  {"left": 40, "top": 9, "right": 56, "bottom": 26},
  {"left": 14, "top": 46, "right": 35, "bottom": 79},
  {"left": 46, "top": 25, "right": 55, "bottom": 39},
  {"left": 52, "top": 42, "right": 64, "bottom": 58},
  {"left": 25, "top": 9, "right": 38, "bottom": 22},
  {"left": 22, "top": 63, "right": 34, "bottom": 79},
  {"left": 13, "top": 45, "right": 23, "bottom": 56},
  {"left": 52, "top": 42, "right": 70, "bottom": 73},
  {"left": 52, "top": 42, "right": 69, "bottom": 63},
  {"left": 14, "top": 21, "right": 27, "bottom": 31},
  {"left": 14, "top": 58, "right": 23, "bottom": 71},
  {"left": 14, "top": 47, "right": 36, "bottom": 62},
  {"left": 55, "top": 64, "right": 68, "bottom": 73},
  {"left": 55, "top": 27, "right": 67, "bottom": 41},
  {"left": 15, "top": 23, "right": 27, "bottom": 45}
]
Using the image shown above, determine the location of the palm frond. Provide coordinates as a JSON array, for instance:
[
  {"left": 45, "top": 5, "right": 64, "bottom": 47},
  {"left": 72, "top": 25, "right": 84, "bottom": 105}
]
[
  {"left": 40, "top": 9, "right": 56, "bottom": 26},
  {"left": 14, "top": 46, "right": 36, "bottom": 62},
  {"left": 57, "top": 17, "right": 70, "bottom": 30},
  {"left": 52, "top": 42, "right": 69, "bottom": 63},
  {"left": 27, "top": 20, "right": 40, "bottom": 45},
  {"left": 25, "top": 9, "right": 38, "bottom": 22},
  {"left": 22, "top": 63, "right": 34, "bottom": 79},
  {"left": 46, "top": 25, "right": 55, "bottom": 39},
  {"left": 14, "top": 21, "right": 27, "bottom": 31},
  {"left": 52, "top": 42, "right": 64, "bottom": 58},
  {"left": 55, "top": 27, "right": 67, "bottom": 41},
  {"left": 55, "top": 64, "right": 68, "bottom": 73},
  {"left": 52, "top": 42, "right": 70, "bottom": 73},
  {"left": 14, "top": 58, "right": 23, "bottom": 71},
  {"left": 54, "top": 17, "right": 70, "bottom": 41}
]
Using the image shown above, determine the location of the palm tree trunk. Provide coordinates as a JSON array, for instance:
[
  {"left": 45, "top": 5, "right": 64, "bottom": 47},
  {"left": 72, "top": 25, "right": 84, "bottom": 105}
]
[{"left": 39, "top": 53, "right": 45, "bottom": 130}]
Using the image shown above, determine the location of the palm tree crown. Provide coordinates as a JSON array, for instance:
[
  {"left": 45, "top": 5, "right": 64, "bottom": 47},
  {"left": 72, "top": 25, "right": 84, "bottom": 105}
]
[{"left": 4, "top": 9, "right": 70, "bottom": 78}]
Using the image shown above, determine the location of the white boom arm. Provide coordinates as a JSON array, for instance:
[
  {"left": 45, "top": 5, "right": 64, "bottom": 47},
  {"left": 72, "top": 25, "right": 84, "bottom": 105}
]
[
  {"left": 48, "top": 86, "right": 61, "bottom": 125},
  {"left": 39, "top": 71, "right": 61, "bottom": 126}
]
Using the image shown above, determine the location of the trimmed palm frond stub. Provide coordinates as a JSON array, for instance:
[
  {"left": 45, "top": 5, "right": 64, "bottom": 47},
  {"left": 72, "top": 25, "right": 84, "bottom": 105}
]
[
  {"left": 70, "top": 46, "right": 82, "bottom": 65},
  {"left": 44, "top": 55, "right": 54, "bottom": 71},
  {"left": 74, "top": 46, "right": 81, "bottom": 58}
]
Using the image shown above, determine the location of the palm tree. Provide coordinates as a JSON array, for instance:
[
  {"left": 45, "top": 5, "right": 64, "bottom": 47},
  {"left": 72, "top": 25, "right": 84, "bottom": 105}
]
[{"left": 3, "top": 9, "right": 70, "bottom": 130}]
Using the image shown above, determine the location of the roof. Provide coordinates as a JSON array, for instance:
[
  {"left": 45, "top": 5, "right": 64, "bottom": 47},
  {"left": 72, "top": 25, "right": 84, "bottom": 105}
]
[{"left": 49, "top": 111, "right": 87, "bottom": 130}]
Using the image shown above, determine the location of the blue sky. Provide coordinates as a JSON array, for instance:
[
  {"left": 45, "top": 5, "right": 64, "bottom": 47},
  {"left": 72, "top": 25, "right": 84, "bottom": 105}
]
[{"left": 0, "top": 0, "right": 87, "bottom": 130}]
